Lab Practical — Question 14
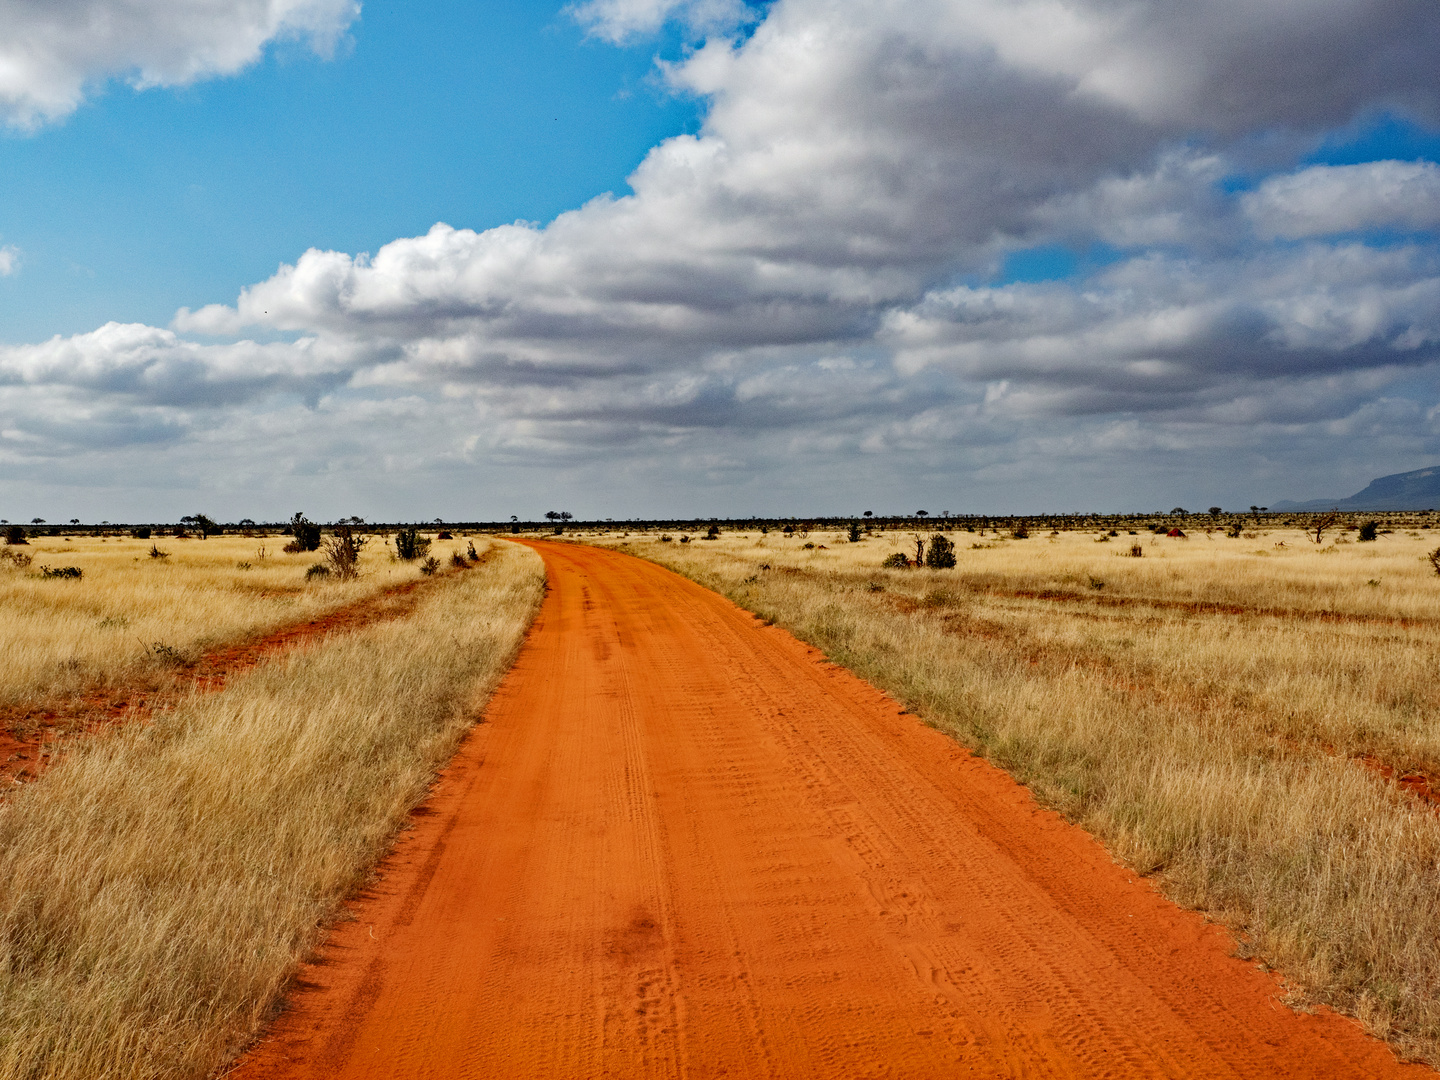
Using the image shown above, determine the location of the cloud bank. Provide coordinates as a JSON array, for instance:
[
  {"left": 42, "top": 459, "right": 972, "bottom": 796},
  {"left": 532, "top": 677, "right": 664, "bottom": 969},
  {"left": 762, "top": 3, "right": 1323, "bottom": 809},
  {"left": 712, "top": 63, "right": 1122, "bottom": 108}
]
[{"left": 4, "top": 0, "right": 1440, "bottom": 516}]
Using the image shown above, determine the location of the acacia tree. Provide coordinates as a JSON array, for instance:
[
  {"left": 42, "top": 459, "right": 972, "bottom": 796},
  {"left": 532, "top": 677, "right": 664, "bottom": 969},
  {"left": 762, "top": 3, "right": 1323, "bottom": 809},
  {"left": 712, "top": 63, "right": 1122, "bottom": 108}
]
[
  {"left": 182, "top": 513, "right": 219, "bottom": 538},
  {"left": 1309, "top": 510, "right": 1340, "bottom": 544}
]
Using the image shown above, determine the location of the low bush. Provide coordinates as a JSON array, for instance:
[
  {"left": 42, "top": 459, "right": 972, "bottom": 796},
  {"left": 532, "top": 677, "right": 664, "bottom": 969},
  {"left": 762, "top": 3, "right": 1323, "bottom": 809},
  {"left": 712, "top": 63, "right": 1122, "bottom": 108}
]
[
  {"left": 393, "top": 527, "right": 430, "bottom": 562},
  {"left": 1358, "top": 520, "right": 1379, "bottom": 542},
  {"left": 5, "top": 525, "right": 28, "bottom": 546},
  {"left": 450, "top": 551, "right": 468, "bottom": 569},
  {"left": 304, "top": 564, "right": 331, "bottom": 581},
  {"left": 130, "top": 527, "right": 151, "bottom": 540},
  {"left": 148, "top": 544, "right": 169, "bottom": 560},
  {"left": 285, "top": 513, "right": 322, "bottom": 554},
  {"left": 320, "top": 525, "right": 367, "bottom": 582},
  {"left": 925, "top": 534, "right": 957, "bottom": 569},
  {"left": 418, "top": 555, "right": 440, "bottom": 576},
  {"left": 39, "top": 566, "right": 83, "bottom": 580},
  {"left": 881, "top": 552, "right": 910, "bottom": 569},
  {"left": 466, "top": 541, "right": 479, "bottom": 562}
]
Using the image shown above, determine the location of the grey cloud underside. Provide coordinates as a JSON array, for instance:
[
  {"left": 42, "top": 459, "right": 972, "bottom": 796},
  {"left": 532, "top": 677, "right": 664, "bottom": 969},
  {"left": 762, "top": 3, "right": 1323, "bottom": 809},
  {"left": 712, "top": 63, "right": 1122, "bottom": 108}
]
[{"left": 6, "top": 0, "right": 1440, "bottom": 509}]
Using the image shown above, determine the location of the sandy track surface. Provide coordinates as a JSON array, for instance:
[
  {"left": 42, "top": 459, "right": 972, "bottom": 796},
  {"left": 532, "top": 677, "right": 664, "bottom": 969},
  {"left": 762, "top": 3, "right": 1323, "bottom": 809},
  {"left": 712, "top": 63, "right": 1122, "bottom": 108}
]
[{"left": 235, "top": 542, "right": 1427, "bottom": 1079}]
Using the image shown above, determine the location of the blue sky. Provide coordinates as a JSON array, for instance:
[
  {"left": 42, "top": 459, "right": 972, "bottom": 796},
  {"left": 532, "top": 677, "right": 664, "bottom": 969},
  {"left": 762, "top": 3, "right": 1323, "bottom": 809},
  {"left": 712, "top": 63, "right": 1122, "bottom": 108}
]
[
  {"left": 1, "top": 0, "right": 1439, "bottom": 521},
  {"left": 0, "top": 1, "right": 705, "bottom": 343}
]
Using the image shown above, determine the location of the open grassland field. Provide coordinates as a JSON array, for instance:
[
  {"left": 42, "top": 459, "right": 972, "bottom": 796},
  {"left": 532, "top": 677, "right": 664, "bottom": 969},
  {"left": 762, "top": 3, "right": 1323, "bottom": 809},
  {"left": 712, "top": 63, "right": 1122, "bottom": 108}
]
[
  {"left": 0, "top": 532, "right": 487, "bottom": 710},
  {"left": 0, "top": 539, "right": 544, "bottom": 1080},
  {"left": 584, "top": 522, "right": 1440, "bottom": 1064}
]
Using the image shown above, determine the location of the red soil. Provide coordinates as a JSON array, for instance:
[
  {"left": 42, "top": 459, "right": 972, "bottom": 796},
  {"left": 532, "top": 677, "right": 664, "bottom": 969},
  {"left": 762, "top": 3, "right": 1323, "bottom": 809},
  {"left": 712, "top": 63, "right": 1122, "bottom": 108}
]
[
  {"left": 233, "top": 542, "right": 1429, "bottom": 1079},
  {"left": 0, "top": 575, "right": 441, "bottom": 787}
]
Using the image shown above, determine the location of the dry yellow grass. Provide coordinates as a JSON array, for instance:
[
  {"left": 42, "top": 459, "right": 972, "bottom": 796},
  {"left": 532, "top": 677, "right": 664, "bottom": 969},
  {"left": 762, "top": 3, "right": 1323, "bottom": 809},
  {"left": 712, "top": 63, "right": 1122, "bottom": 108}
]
[
  {"left": 0, "top": 532, "right": 479, "bottom": 708},
  {"left": 0, "top": 534, "right": 393, "bottom": 707},
  {"left": 0, "top": 539, "right": 544, "bottom": 1080},
  {"left": 590, "top": 522, "right": 1440, "bottom": 1064}
]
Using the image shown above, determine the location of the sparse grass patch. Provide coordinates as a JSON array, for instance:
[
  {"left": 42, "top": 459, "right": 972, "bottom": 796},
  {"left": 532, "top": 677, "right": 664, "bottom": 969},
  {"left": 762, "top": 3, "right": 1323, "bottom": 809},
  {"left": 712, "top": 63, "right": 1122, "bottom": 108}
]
[{"left": 0, "top": 535, "right": 422, "bottom": 709}]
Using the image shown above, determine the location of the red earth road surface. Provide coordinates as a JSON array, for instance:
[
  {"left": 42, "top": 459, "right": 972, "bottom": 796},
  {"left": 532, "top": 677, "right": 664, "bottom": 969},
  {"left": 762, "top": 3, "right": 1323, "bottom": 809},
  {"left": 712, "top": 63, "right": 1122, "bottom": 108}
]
[{"left": 234, "top": 540, "right": 1429, "bottom": 1079}]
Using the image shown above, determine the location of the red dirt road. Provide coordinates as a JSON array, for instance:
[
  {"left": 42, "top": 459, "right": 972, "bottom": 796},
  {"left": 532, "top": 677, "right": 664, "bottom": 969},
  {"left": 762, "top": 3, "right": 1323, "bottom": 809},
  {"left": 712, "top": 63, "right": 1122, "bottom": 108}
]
[{"left": 235, "top": 542, "right": 1428, "bottom": 1079}]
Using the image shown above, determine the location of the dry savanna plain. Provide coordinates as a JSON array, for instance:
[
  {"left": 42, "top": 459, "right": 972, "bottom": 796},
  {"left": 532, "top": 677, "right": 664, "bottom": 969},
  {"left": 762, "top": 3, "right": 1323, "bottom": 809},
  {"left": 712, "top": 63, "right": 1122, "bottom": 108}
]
[
  {"left": 587, "top": 515, "right": 1440, "bottom": 1064},
  {"left": 0, "top": 530, "right": 545, "bottom": 1079},
  {"left": 0, "top": 516, "right": 1438, "bottom": 1077}
]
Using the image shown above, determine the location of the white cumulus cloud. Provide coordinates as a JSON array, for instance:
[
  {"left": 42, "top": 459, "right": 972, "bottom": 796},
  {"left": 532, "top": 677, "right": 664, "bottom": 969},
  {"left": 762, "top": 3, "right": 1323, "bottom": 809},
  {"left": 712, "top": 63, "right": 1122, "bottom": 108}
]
[
  {"left": 0, "top": 0, "right": 360, "bottom": 129},
  {"left": 1243, "top": 160, "right": 1440, "bottom": 239},
  {"left": 0, "top": 246, "right": 18, "bottom": 276},
  {"left": 6, "top": 0, "right": 1440, "bottom": 515},
  {"left": 568, "top": 0, "right": 757, "bottom": 43}
]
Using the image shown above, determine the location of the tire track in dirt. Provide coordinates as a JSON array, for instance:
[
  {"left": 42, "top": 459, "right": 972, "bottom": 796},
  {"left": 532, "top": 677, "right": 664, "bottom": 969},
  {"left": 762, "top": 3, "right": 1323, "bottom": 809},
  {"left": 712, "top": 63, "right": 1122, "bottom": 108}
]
[
  {"left": 0, "top": 569, "right": 460, "bottom": 786},
  {"left": 233, "top": 541, "right": 1432, "bottom": 1079}
]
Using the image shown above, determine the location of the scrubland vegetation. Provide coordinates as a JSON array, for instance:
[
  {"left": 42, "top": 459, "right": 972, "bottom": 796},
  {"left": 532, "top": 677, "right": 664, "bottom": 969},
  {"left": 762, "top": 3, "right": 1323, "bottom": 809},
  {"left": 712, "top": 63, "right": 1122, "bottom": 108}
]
[
  {"left": 593, "top": 520, "right": 1440, "bottom": 1064},
  {"left": 0, "top": 538, "right": 544, "bottom": 1079}
]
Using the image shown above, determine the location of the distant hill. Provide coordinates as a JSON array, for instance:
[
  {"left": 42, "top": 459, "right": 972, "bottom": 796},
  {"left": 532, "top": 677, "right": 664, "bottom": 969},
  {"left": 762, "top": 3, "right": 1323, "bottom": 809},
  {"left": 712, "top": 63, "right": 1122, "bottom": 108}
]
[{"left": 1272, "top": 464, "right": 1440, "bottom": 511}]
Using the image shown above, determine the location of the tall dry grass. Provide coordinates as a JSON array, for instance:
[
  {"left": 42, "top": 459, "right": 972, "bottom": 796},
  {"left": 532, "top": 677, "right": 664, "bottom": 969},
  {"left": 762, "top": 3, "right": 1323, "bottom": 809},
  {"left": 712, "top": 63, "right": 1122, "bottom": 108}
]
[
  {"left": 592, "top": 524, "right": 1440, "bottom": 1064},
  {"left": 0, "top": 539, "right": 544, "bottom": 1080},
  {"left": 0, "top": 534, "right": 473, "bottom": 708}
]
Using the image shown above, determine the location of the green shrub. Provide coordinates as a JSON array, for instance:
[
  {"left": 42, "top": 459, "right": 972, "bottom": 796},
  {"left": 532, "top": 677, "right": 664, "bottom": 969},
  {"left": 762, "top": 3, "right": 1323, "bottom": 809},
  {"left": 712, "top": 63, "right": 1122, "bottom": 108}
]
[
  {"left": 418, "top": 555, "right": 440, "bottom": 576},
  {"left": 284, "top": 513, "right": 322, "bottom": 553},
  {"left": 1358, "top": 520, "right": 1379, "bottom": 542},
  {"left": 39, "top": 566, "right": 83, "bottom": 579},
  {"left": 4, "top": 525, "right": 28, "bottom": 545},
  {"left": 304, "top": 564, "right": 330, "bottom": 581},
  {"left": 394, "top": 526, "right": 430, "bottom": 561},
  {"left": 881, "top": 552, "right": 910, "bottom": 569},
  {"left": 925, "top": 534, "right": 957, "bottom": 568}
]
